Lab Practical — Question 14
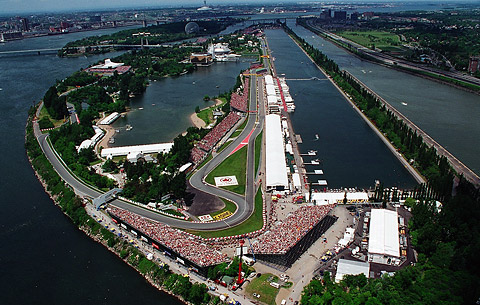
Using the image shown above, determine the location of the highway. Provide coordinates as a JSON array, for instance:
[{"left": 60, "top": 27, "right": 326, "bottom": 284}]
[{"left": 33, "top": 48, "right": 267, "bottom": 230}]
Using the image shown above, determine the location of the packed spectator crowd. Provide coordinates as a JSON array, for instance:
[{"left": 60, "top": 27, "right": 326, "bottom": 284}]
[
  {"left": 108, "top": 206, "right": 229, "bottom": 267},
  {"left": 230, "top": 77, "right": 249, "bottom": 113},
  {"left": 252, "top": 205, "right": 334, "bottom": 254},
  {"left": 190, "top": 75, "right": 252, "bottom": 164},
  {"left": 190, "top": 111, "right": 241, "bottom": 163}
]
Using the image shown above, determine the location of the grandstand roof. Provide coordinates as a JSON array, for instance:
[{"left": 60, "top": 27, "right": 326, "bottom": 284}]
[
  {"left": 265, "top": 114, "right": 288, "bottom": 189},
  {"left": 368, "top": 209, "right": 400, "bottom": 257},
  {"left": 266, "top": 84, "right": 276, "bottom": 97},
  {"left": 265, "top": 75, "right": 274, "bottom": 85},
  {"left": 267, "top": 95, "right": 278, "bottom": 105}
]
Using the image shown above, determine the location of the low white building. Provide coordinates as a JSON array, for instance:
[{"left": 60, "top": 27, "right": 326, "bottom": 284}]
[
  {"left": 265, "top": 114, "right": 289, "bottom": 191},
  {"left": 101, "top": 143, "right": 174, "bottom": 158},
  {"left": 335, "top": 259, "right": 370, "bottom": 283},
  {"left": 368, "top": 209, "right": 401, "bottom": 265}
]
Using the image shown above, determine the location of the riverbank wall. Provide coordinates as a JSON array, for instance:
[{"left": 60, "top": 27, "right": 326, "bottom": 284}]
[
  {"left": 300, "top": 22, "right": 480, "bottom": 96},
  {"left": 285, "top": 30, "right": 427, "bottom": 185}
]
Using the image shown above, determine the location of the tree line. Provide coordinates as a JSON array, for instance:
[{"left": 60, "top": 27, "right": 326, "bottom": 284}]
[{"left": 284, "top": 24, "right": 480, "bottom": 304}]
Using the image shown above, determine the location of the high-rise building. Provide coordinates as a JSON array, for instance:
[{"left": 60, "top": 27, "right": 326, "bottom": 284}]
[
  {"left": 333, "top": 11, "right": 347, "bottom": 20},
  {"left": 20, "top": 18, "right": 30, "bottom": 31}
]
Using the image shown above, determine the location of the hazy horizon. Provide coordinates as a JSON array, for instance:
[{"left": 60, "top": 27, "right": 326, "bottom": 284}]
[{"left": 1, "top": 0, "right": 477, "bottom": 15}]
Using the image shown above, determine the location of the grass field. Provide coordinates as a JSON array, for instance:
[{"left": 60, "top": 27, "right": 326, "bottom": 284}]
[
  {"left": 254, "top": 131, "right": 262, "bottom": 176},
  {"left": 216, "top": 139, "right": 233, "bottom": 154},
  {"left": 205, "top": 145, "right": 247, "bottom": 195},
  {"left": 187, "top": 187, "right": 263, "bottom": 238},
  {"left": 337, "top": 30, "right": 402, "bottom": 51},
  {"left": 210, "top": 198, "right": 237, "bottom": 217},
  {"left": 245, "top": 273, "right": 280, "bottom": 305},
  {"left": 197, "top": 97, "right": 228, "bottom": 125},
  {"left": 39, "top": 106, "right": 65, "bottom": 128}
]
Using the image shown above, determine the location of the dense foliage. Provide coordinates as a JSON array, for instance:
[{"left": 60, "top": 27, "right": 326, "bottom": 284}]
[
  {"left": 42, "top": 85, "right": 68, "bottom": 120},
  {"left": 285, "top": 24, "right": 480, "bottom": 305},
  {"left": 25, "top": 107, "right": 216, "bottom": 305}
]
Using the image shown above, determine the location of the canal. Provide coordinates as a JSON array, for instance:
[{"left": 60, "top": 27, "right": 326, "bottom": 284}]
[
  {"left": 287, "top": 20, "right": 480, "bottom": 177},
  {"left": 265, "top": 29, "right": 417, "bottom": 189}
]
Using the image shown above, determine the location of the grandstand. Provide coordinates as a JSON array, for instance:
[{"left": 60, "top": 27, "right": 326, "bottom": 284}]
[
  {"left": 108, "top": 206, "right": 229, "bottom": 276},
  {"left": 250, "top": 205, "right": 337, "bottom": 267}
]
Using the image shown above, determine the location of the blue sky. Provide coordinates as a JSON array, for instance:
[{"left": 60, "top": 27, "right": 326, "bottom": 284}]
[{"left": 0, "top": 0, "right": 472, "bottom": 15}]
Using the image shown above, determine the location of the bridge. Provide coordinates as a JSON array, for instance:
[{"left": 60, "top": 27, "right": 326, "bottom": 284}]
[
  {"left": 0, "top": 48, "right": 60, "bottom": 56},
  {"left": 93, "top": 188, "right": 123, "bottom": 210}
]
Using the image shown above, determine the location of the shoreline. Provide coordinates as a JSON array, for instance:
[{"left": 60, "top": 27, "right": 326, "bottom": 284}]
[
  {"left": 27, "top": 139, "right": 194, "bottom": 305},
  {"left": 286, "top": 31, "right": 426, "bottom": 185},
  {"left": 26, "top": 109, "right": 200, "bottom": 305},
  {"left": 190, "top": 98, "right": 225, "bottom": 129}
]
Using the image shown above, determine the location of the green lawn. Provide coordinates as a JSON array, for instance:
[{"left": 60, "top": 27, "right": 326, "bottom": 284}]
[
  {"left": 337, "top": 30, "right": 402, "bottom": 51},
  {"left": 210, "top": 198, "right": 237, "bottom": 217},
  {"left": 254, "top": 131, "right": 263, "bottom": 176},
  {"left": 217, "top": 139, "right": 233, "bottom": 154},
  {"left": 187, "top": 187, "right": 263, "bottom": 238},
  {"left": 197, "top": 98, "right": 229, "bottom": 125},
  {"left": 245, "top": 273, "right": 280, "bottom": 305},
  {"left": 38, "top": 106, "right": 65, "bottom": 128},
  {"left": 230, "top": 130, "right": 243, "bottom": 138},
  {"left": 205, "top": 145, "right": 247, "bottom": 195},
  {"left": 197, "top": 108, "right": 212, "bottom": 125}
]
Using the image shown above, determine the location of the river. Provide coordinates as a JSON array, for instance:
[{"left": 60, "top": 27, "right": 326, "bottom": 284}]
[
  {"left": 0, "top": 27, "right": 183, "bottom": 305},
  {"left": 286, "top": 20, "right": 480, "bottom": 176}
]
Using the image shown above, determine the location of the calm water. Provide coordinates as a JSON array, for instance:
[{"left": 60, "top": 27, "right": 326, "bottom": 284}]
[
  {"left": 0, "top": 28, "right": 182, "bottom": 305},
  {"left": 287, "top": 21, "right": 480, "bottom": 176},
  {"left": 111, "top": 60, "right": 251, "bottom": 146},
  {"left": 265, "top": 29, "right": 417, "bottom": 189}
]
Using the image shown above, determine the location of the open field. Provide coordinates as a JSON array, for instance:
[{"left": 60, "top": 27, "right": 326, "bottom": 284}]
[
  {"left": 337, "top": 30, "right": 402, "bottom": 51},
  {"left": 205, "top": 145, "right": 247, "bottom": 195},
  {"left": 245, "top": 273, "right": 280, "bottom": 305}
]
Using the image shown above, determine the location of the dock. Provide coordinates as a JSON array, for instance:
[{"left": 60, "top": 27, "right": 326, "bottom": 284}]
[{"left": 312, "top": 180, "right": 328, "bottom": 186}]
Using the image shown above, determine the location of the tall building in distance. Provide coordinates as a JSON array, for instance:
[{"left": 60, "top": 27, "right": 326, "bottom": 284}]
[
  {"left": 468, "top": 56, "right": 480, "bottom": 74},
  {"left": 333, "top": 11, "right": 347, "bottom": 20},
  {"left": 20, "top": 18, "right": 30, "bottom": 32}
]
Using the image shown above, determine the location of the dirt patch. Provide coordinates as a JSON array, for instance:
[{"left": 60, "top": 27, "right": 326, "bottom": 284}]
[{"left": 185, "top": 181, "right": 225, "bottom": 216}]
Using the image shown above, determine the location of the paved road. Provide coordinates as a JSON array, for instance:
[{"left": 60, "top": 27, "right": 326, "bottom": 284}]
[
  {"left": 305, "top": 21, "right": 480, "bottom": 87},
  {"left": 34, "top": 63, "right": 266, "bottom": 230},
  {"left": 189, "top": 73, "right": 265, "bottom": 229}
]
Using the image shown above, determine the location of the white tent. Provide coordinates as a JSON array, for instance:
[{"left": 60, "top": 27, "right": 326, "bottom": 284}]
[
  {"left": 265, "top": 114, "right": 288, "bottom": 190},
  {"left": 264, "top": 74, "right": 274, "bottom": 85},
  {"left": 368, "top": 209, "right": 400, "bottom": 257},
  {"left": 335, "top": 259, "right": 370, "bottom": 283},
  {"left": 266, "top": 84, "right": 276, "bottom": 97}
]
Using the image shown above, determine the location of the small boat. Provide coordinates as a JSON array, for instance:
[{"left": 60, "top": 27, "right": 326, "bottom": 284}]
[
  {"left": 401, "top": 102, "right": 408, "bottom": 106},
  {"left": 138, "top": 107, "right": 144, "bottom": 110},
  {"left": 126, "top": 124, "right": 133, "bottom": 131},
  {"left": 308, "top": 150, "right": 317, "bottom": 156},
  {"left": 109, "top": 137, "right": 115, "bottom": 144},
  {"left": 192, "top": 81, "right": 196, "bottom": 85},
  {"left": 314, "top": 134, "right": 319, "bottom": 141}
]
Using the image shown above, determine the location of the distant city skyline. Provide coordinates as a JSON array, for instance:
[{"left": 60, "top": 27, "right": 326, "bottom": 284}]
[{"left": 0, "top": 0, "right": 474, "bottom": 15}]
